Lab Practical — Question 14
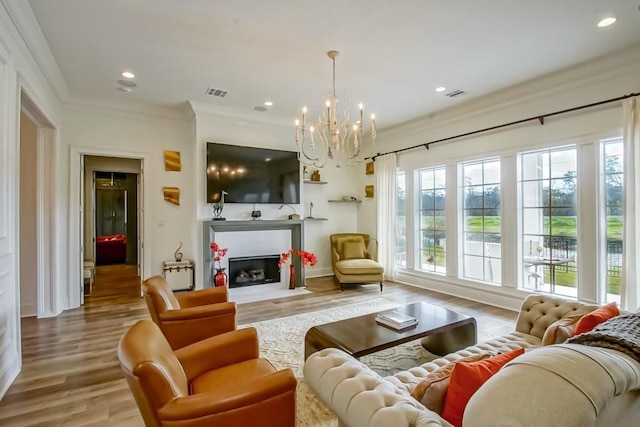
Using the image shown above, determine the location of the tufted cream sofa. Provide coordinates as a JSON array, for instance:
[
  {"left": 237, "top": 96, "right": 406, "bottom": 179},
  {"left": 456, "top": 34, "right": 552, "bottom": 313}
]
[{"left": 303, "top": 294, "right": 640, "bottom": 427}]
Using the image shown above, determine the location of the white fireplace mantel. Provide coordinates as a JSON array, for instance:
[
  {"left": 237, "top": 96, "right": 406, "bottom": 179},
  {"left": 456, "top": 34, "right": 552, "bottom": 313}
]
[{"left": 202, "top": 220, "right": 304, "bottom": 288}]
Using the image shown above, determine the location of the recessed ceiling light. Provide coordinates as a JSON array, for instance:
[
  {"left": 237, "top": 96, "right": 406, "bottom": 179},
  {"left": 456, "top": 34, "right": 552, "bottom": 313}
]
[
  {"left": 597, "top": 17, "right": 616, "bottom": 27},
  {"left": 435, "top": 86, "right": 446, "bottom": 93},
  {"left": 265, "top": 158, "right": 272, "bottom": 162},
  {"left": 122, "top": 71, "right": 135, "bottom": 79},
  {"left": 118, "top": 79, "right": 137, "bottom": 88},
  {"left": 117, "top": 87, "right": 132, "bottom": 93},
  {"left": 264, "top": 101, "right": 274, "bottom": 106},
  {"left": 254, "top": 106, "right": 268, "bottom": 112}
]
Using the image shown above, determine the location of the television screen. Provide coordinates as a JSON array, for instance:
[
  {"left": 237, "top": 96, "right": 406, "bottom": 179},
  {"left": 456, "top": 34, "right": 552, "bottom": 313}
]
[{"left": 206, "top": 142, "right": 300, "bottom": 204}]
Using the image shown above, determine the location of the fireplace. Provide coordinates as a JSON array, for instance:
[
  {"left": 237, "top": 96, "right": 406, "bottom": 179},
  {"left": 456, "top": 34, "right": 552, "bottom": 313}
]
[
  {"left": 228, "top": 255, "right": 281, "bottom": 288},
  {"left": 203, "top": 220, "right": 304, "bottom": 288}
]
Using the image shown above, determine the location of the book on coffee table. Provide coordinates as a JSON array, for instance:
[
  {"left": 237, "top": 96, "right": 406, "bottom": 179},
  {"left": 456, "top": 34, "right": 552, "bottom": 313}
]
[{"left": 375, "top": 311, "right": 418, "bottom": 330}]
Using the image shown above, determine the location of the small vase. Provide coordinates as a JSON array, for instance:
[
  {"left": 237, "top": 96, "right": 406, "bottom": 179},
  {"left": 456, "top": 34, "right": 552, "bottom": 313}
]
[
  {"left": 289, "top": 264, "right": 296, "bottom": 289},
  {"left": 214, "top": 268, "right": 228, "bottom": 288}
]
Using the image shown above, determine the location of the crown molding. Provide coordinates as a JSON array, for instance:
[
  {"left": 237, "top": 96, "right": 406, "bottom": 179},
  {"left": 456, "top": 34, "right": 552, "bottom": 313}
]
[
  {"left": 188, "top": 101, "right": 291, "bottom": 129},
  {"left": 2, "top": 0, "right": 68, "bottom": 103},
  {"left": 64, "top": 96, "right": 194, "bottom": 122},
  {"left": 381, "top": 43, "right": 640, "bottom": 142}
]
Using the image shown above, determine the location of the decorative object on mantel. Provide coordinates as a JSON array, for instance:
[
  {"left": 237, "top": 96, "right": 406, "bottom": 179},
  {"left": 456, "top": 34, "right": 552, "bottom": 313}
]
[
  {"left": 174, "top": 241, "right": 183, "bottom": 262},
  {"left": 163, "top": 187, "right": 180, "bottom": 205},
  {"left": 210, "top": 242, "right": 229, "bottom": 287},
  {"left": 164, "top": 150, "right": 181, "bottom": 171},
  {"left": 342, "top": 195, "right": 358, "bottom": 201},
  {"left": 279, "top": 249, "right": 317, "bottom": 289},
  {"left": 251, "top": 204, "right": 262, "bottom": 220},
  {"left": 308, "top": 201, "right": 315, "bottom": 218},
  {"left": 365, "top": 185, "right": 374, "bottom": 198},
  {"left": 294, "top": 50, "right": 377, "bottom": 168},
  {"left": 211, "top": 190, "right": 228, "bottom": 220},
  {"left": 366, "top": 161, "right": 374, "bottom": 175},
  {"left": 310, "top": 170, "right": 321, "bottom": 182},
  {"left": 278, "top": 203, "right": 300, "bottom": 220}
]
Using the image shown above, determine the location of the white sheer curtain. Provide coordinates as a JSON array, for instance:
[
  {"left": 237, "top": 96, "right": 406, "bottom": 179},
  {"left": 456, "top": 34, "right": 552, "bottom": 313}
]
[
  {"left": 376, "top": 153, "right": 397, "bottom": 281},
  {"left": 622, "top": 96, "right": 640, "bottom": 311}
]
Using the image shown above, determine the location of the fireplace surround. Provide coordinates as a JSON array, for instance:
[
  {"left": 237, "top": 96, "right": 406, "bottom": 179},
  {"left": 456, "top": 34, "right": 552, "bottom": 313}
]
[{"left": 203, "top": 220, "right": 304, "bottom": 288}]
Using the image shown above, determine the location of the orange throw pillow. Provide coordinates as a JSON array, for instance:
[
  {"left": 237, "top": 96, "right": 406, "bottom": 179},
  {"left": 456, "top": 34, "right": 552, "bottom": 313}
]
[
  {"left": 410, "top": 353, "right": 491, "bottom": 414},
  {"left": 574, "top": 302, "right": 620, "bottom": 335},
  {"left": 441, "top": 348, "right": 525, "bottom": 427}
]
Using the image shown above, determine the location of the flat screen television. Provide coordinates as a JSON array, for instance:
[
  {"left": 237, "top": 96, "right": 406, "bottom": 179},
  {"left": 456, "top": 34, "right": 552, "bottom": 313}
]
[{"left": 206, "top": 142, "right": 301, "bottom": 204}]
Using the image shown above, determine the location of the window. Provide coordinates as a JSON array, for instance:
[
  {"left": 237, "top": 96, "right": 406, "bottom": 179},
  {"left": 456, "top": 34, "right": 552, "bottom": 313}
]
[
  {"left": 602, "top": 138, "right": 623, "bottom": 304},
  {"left": 396, "top": 171, "right": 406, "bottom": 267},
  {"left": 418, "top": 167, "right": 446, "bottom": 273},
  {"left": 460, "top": 159, "right": 501, "bottom": 284},
  {"left": 519, "top": 147, "right": 577, "bottom": 297}
]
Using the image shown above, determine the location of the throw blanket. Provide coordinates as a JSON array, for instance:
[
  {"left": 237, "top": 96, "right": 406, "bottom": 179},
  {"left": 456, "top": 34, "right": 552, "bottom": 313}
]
[{"left": 567, "top": 311, "right": 640, "bottom": 363}]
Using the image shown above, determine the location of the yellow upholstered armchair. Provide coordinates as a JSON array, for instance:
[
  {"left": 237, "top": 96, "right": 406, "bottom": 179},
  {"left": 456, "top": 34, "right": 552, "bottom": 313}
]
[
  {"left": 118, "top": 320, "right": 297, "bottom": 427},
  {"left": 330, "top": 233, "right": 384, "bottom": 291},
  {"left": 142, "top": 275, "right": 236, "bottom": 350}
]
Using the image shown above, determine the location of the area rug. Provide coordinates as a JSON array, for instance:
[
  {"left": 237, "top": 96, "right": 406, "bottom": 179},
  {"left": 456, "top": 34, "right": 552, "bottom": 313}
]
[{"left": 240, "top": 298, "right": 438, "bottom": 427}]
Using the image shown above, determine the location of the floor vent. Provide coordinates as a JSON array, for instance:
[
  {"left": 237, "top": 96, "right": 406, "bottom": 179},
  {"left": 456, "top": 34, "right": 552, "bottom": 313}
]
[
  {"left": 206, "top": 87, "right": 228, "bottom": 97},
  {"left": 445, "top": 90, "right": 466, "bottom": 98}
]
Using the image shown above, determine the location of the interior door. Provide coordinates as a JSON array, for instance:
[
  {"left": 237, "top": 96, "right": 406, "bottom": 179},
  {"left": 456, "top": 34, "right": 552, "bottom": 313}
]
[{"left": 96, "top": 189, "right": 127, "bottom": 237}]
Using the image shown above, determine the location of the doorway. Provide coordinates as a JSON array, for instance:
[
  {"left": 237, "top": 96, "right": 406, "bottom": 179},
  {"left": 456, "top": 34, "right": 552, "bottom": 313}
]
[
  {"left": 94, "top": 172, "right": 138, "bottom": 266},
  {"left": 82, "top": 156, "right": 143, "bottom": 302},
  {"left": 18, "top": 91, "right": 57, "bottom": 319}
]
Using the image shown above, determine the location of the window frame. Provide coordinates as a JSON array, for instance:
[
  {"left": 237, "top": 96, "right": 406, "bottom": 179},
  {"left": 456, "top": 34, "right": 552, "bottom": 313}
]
[
  {"left": 459, "top": 157, "right": 502, "bottom": 285},
  {"left": 416, "top": 165, "right": 446, "bottom": 274}
]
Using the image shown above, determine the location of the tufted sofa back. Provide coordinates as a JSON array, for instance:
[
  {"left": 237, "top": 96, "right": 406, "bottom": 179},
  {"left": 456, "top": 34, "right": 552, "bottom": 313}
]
[{"left": 515, "top": 294, "right": 600, "bottom": 339}]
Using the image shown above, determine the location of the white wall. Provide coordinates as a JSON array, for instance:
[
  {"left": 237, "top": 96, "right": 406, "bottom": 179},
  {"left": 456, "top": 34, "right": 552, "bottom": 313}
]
[
  {"left": 373, "top": 44, "right": 640, "bottom": 311},
  {"left": 191, "top": 102, "right": 362, "bottom": 282},
  {"left": 19, "top": 111, "right": 38, "bottom": 317},
  {"left": 62, "top": 103, "right": 194, "bottom": 296}
]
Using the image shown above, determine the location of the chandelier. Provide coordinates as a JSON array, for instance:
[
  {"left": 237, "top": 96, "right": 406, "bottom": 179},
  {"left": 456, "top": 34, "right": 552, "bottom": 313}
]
[{"left": 294, "top": 50, "right": 376, "bottom": 168}]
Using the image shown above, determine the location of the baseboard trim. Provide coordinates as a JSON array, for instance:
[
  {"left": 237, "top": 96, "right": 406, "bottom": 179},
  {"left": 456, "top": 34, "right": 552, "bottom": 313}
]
[{"left": 395, "top": 271, "right": 530, "bottom": 312}]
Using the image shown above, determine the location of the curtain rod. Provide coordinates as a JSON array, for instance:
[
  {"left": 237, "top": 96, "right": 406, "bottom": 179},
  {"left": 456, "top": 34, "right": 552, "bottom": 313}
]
[{"left": 370, "top": 91, "right": 639, "bottom": 161}]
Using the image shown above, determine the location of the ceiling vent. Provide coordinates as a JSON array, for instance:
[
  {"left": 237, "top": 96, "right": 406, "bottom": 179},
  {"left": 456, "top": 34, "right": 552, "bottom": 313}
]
[
  {"left": 445, "top": 90, "right": 466, "bottom": 98},
  {"left": 206, "top": 87, "right": 228, "bottom": 97}
]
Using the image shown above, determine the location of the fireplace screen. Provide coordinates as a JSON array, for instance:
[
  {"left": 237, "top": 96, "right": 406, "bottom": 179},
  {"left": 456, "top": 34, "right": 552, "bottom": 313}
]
[{"left": 228, "top": 255, "right": 281, "bottom": 288}]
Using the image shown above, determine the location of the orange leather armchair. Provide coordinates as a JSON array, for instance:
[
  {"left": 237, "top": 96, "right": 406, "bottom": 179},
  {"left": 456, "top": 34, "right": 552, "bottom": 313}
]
[
  {"left": 142, "top": 275, "right": 236, "bottom": 350},
  {"left": 118, "top": 320, "right": 297, "bottom": 427}
]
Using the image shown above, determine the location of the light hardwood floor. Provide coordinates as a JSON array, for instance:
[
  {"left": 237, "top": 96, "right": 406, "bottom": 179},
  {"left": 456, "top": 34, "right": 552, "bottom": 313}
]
[{"left": 0, "top": 265, "right": 518, "bottom": 426}]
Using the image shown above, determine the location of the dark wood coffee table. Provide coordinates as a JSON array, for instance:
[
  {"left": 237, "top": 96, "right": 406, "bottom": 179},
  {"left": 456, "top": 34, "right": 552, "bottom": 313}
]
[{"left": 304, "top": 301, "right": 476, "bottom": 359}]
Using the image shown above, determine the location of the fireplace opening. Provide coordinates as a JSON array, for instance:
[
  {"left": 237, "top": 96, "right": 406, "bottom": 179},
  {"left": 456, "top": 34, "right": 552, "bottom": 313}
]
[{"left": 228, "top": 255, "right": 281, "bottom": 288}]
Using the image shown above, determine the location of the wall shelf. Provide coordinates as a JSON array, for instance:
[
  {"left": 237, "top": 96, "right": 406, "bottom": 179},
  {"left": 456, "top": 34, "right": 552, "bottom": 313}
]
[
  {"left": 304, "top": 180, "right": 327, "bottom": 185},
  {"left": 328, "top": 199, "right": 362, "bottom": 203},
  {"left": 304, "top": 217, "right": 328, "bottom": 221}
]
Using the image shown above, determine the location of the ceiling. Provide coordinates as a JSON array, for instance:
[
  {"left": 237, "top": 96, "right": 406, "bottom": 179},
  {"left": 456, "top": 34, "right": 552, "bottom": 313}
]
[{"left": 27, "top": 0, "right": 640, "bottom": 129}]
